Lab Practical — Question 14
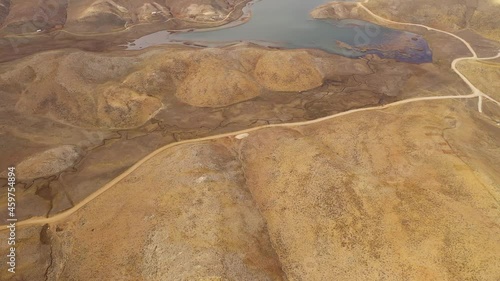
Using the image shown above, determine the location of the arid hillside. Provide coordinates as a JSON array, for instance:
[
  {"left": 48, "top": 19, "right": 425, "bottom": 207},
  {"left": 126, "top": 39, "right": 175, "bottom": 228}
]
[
  {"left": 0, "top": 44, "right": 472, "bottom": 222},
  {"left": 0, "top": 0, "right": 253, "bottom": 62},
  {"left": 0, "top": 0, "right": 499, "bottom": 280},
  {"left": 0, "top": 0, "right": 250, "bottom": 34},
  {"left": 2, "top": 98, "right": 499, "bottom": 280},
  {"left": 456, "top": 59, "right": 500, "bottom": 121},
  {"left": 364, "top": 0, "right": 500, "bottom": 41}
]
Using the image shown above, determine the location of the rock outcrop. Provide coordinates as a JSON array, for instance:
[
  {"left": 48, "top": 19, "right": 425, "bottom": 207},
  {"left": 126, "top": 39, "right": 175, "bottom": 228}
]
[
  {"left": 10, "top": 50, "right": 163, "bottom": 129},
  {"left": 0, "top": 44, "right": 475, "bottom": 225}
]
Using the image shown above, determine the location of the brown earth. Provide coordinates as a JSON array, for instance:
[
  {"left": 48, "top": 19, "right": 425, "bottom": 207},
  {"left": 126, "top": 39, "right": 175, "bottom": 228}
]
[
  {"left": 454, "top": 29, "right": 500, "bottom": 58},
  {"left": 0, "top": 0, "right": 9, "bottom": 25},
  {"left": 0, "top": 1, "right": 499, "bottom": 280},
  {"left": 310, "top": 2, "right": 362, "bottom": 20},
  {"left": 363, "top": 0, "right": 500, "bottom": 42},
  {"left": 2, "top": 99, "right": 498, "bottom": 280},
  {"left": 457, "top": 59, "right": 500, "bottom": 101},
  {"left": 457, "top": 58, "right": 500, "bottom": 122},
  {"left": 240, "top": 100, "right": 500, "bottom": 280},
  {"left": 1, "top": 47, "right": 369, "bottom": 129},
  {"left": 253, "top": 51, "right": 324, "bottom": 92},
  {"left": 0, "top": 0, "right": 250, "bottom": 35},
  {"left": 0, "top": 0, "right": 252, "bottom": 63},
  {"left": 175, "top": 51, "right": 262, "bottom": 107},
  {"left": 0, "top": 44, "right": 473, "bottom": 221},
  {"left": 309, "top": 1, "right": 481, "bottom": 67},
  {"left": 0, "top": 145, "right": 81, "bottom": 181},
  {"left": 311, "top": 1, "right": 500, "bottom": 61}
]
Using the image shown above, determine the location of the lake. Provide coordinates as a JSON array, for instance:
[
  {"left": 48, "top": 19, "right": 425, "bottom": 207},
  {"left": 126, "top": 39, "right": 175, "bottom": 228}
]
[{"left": 126, "top": 0, "right": 432, "bottom": 63}]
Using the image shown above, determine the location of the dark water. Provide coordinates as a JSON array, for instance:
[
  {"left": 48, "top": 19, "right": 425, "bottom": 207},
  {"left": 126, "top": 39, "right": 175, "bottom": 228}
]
[{"left": 127, "top": 0, "right": 432, "bottom": 63}]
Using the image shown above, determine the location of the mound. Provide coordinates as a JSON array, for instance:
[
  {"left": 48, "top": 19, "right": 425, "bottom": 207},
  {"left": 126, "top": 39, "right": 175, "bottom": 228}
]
[
  {"left": 310, "top": 2, "right": 361, "bottom": 20},
  {"left": 168, "top": 0, "right": 235, "bottom": 20},
  {"left": 176, "top": 55, "right": 261, "bottom": 107},
  {"left": 10, "top": 50, "right": 162, "bottom": 129},
  {"left": 0, "top": 0, "right": 9, "bottom": 25},
  {"left": 0, "top": 0, "right": 68, "bottom": 34},
  {"left": 1, "top": 145, "right": 81, "bottom": 181},
  {"left": 254, "top": 50, "right": 324, "bottom": 92},
  {"left": 76, "top": 0, "right": 131, "bottom": 31},
  {"left": 469, "top": 1, "right": 500, "bottom": 42}
]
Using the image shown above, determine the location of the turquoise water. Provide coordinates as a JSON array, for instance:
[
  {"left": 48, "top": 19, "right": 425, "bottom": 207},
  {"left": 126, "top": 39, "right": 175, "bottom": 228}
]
[{"left": 127, "top": 0, "right": 432, "bottom": 63}]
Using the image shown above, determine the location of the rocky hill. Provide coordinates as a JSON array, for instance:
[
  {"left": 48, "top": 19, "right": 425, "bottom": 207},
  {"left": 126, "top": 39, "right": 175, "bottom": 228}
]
[{"left": 0, "top": 0, "right": 249, "bottom": 35}]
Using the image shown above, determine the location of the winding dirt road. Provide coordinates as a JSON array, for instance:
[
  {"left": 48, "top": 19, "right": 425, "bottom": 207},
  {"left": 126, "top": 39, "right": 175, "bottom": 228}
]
[
  {"left": 2, "top": 1, "right": 499, "bottom": 230},
  {"left": 358, "top": 2, "right": 500, "bottom": 111}
]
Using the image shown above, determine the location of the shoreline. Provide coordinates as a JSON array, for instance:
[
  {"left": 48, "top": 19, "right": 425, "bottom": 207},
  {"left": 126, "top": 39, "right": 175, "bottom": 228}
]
[{"left": 0, "top": 0, "right": 254, "bottom": 63}]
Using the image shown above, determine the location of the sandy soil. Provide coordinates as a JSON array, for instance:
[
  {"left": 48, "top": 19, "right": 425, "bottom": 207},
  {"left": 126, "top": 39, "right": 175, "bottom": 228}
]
[{"left": 1, "top": 99, "right": 498, "bottom": 280}]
